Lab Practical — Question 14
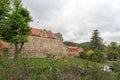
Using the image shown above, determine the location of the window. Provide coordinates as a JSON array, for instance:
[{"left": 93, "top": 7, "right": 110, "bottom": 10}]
[
  {"left": 32, "top": 38, "right": 38, "bottom": 47},
  {"left": 40, "top": 42, "right": 42, "bottom": 47}
]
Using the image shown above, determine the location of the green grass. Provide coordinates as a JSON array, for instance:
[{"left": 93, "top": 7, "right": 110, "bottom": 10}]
[
  {"left": 20, "top": 57, "right": 118, "bottom": 69},
  {"left": 0, "top": 57, "right": 119, "bottom": 80},
  {"left": 25, "top": 58, "right": 89, "bottom": 68},
  {"left": 0, "top": 57, "right": 117, "bottom": 69}
]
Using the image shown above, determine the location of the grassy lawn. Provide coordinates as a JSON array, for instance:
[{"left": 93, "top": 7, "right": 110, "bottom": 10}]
[
  {"left": 14, "top": 57, "right": 119, "bottom": 65},
  {"left": 0, "top": 57, "right": 119, "bottom": 80},
  {"left": 0, "top": 57, "right": 118, "bottom": 69},
  {"left": 22, "top": 57, "right": 118, "bottom": 69}
]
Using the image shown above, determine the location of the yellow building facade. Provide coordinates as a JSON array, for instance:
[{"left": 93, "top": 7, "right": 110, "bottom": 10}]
[{"left": 0, "top": 28, "right": 66, "bottom": 57}]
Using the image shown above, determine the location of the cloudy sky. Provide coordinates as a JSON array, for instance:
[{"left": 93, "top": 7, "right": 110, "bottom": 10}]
[{"left": 22, "top": 0, "right": 120, "bottom": 44}]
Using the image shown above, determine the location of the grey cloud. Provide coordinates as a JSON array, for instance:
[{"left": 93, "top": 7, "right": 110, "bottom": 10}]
[
  {"left": 22, "top": 0, "right": 65, "bottom": 21},
  {"left": 22, "top": 0, "right": 120, "bottom": 43}
]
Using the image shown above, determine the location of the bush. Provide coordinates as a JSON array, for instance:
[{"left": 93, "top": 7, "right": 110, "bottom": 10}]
[{"left": 79, "top": 51, "right": 87, "bottom": 59}]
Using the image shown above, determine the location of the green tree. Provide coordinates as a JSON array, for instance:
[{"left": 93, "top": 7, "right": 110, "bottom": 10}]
[
  {"left": 89, "top": 29, "right": 105, "bottom": 62},
  {"left": 0, "top": 0, "right": 32, "bottom": 58},
  {"left": 90, "top": 29, "right": 103, "bottom": 51},
  {"left": 118, "top": 45, "right": 120, "bottom": 59},
  {"left": 106, "top": 42, "right": 119, "bottom": 60}
]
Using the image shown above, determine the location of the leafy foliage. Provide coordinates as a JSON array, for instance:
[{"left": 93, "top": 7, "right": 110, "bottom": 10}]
[
  {"left": 0, "top": 0, "right": 11, "bottom": 40},
  {"left": 79, "top": 51, "right": 87, "bottom": 59},
  {"left": 0, "top": 0, "right": 32, "bottom": 58},
  {"left": 106, "top": 42, "right": 119, "bottom": 60},
  {"left": 0, "top": 0, "right": 11, "bottom": 21},
  {"left": 2, "top": 10, "right": 31, "bottom": 43}
]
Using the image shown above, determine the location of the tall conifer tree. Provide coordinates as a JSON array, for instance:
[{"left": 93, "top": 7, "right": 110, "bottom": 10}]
[{"left": 90, "top": 29, "right": 103, "bottom": 51}]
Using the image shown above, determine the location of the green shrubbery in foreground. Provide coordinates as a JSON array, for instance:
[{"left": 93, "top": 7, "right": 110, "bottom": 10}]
[{"left": 0, "top": 54, "right": 120, "bottom": 80}]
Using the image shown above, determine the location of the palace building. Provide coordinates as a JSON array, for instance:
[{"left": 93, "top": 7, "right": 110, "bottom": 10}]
[{"left": 0, "top": 28, "right": 66, "bottom": 57}]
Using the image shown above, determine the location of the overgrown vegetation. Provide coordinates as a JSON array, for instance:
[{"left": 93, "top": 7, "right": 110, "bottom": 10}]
[
  {"left": 0, "top": 55, "right": 120, "bottom": 80},
  {"left": 106, "top": 42, "right": 120, "bottom": 60}
]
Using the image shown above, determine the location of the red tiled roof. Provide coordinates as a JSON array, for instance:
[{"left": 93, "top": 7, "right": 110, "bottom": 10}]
[
  {"left": 67, "top": 46, "right": 83, "bottom": 53},
  {"left": 31, "top": 28, "right": 41, "bottom": 36},
  {"left": 47, "top": 30, "right": 55, "bottom": 39},
  {"left": 67, "top": 46, "right": 78, "bottom": 49},
  {"left": 31, "top": 28, "right": 57, "bottom": 39}
]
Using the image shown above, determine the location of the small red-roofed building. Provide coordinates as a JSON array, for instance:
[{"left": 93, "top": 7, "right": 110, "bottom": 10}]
[{"left": 67, "top": 46, "right": 83, "bottom": 57}]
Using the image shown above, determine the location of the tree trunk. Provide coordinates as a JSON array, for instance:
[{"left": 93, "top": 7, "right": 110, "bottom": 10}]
[
  {"left": 19, "top": 42, "right": 24, "bottom": 53},
  {"left": 14, "top": 42, "right": 24, "bottom": 58},
  {"left": 14, "top": 42, "right": 18, "bottom": 58}
]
